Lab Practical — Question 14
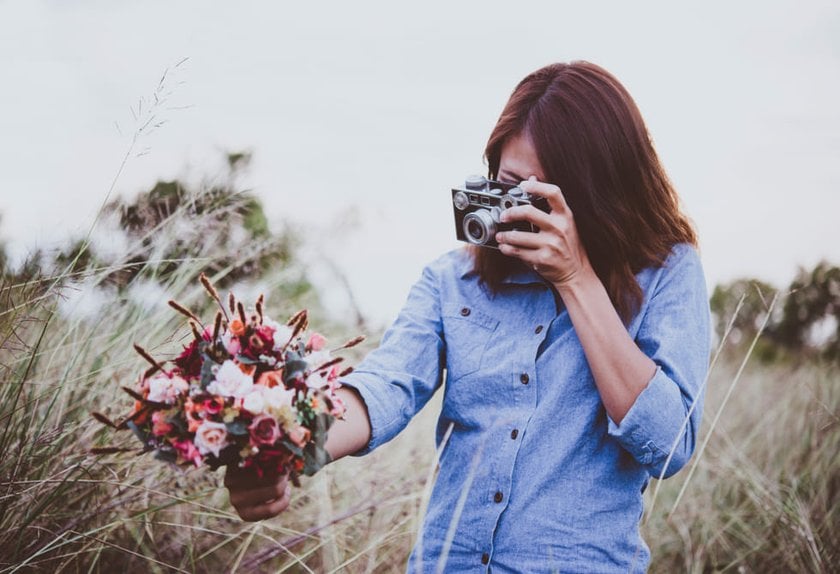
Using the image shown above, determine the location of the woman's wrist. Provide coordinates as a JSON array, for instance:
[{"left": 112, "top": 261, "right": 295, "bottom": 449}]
[
  {"left": 324, "top": 386, "right": 373, "bottom": 461},
  {"left": 553, "top": 261, "right": 600, "bottom": 301}
]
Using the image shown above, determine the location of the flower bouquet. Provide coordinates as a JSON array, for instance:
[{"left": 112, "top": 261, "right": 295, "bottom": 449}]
[{"left": 92, "top": 273, "right": 363, "bottom": 485}]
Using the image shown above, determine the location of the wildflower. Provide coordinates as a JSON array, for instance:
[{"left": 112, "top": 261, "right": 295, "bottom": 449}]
[
  {"left": 207, "top": 360, "right": 253, "bottom": 398},
  {"left": 147, "top": 374, "right": 189, "bottom": 404},
  {"left": 193, "top": 420, "right": 229, "bottom": 457},
  {"left": 249, "top": 414, "right": 282, "bottom": 446}
]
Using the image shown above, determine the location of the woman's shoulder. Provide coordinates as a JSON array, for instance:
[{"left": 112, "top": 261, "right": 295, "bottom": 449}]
[
  {"left": 422, "top": 246, "right": 474, "bottom": 281},
  {"left": 637, "top": 242, "right": 707, "bottom": 300}
]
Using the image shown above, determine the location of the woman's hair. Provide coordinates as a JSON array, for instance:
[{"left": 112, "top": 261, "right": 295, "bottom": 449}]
[{"left": 470, "top": 60, "right": 697, "bottom": 323}]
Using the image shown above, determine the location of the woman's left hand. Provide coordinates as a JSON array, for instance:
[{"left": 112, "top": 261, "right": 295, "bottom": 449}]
[{"left": 496, "top": 177, "right": 593, "bottom": 288}]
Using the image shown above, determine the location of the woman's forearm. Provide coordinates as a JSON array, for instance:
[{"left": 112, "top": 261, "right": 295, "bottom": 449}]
[
  {"left": 555, "top": 266, "right": 656, "bottom": 425},
  {"left": 325, "top": 386, "right": 373, "bottom": 461}
]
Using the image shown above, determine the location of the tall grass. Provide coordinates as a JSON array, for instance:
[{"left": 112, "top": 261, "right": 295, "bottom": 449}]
[
  {"left": 1, "top": 79, "right": 837, "bottom": 568},
  {"left": 3, "top": 211, "right": 838, "bottom": 572}
]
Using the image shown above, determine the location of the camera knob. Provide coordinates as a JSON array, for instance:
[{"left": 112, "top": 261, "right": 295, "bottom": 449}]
[
  {"left": 465, "top": 175, "right": 487, "bottom": 190},
  {"left": 508, "top": 186, "right": 524, "bottom": 197}
]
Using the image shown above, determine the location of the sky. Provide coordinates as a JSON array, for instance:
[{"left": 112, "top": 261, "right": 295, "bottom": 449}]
[{"left": 1, "top": 1, "right": 838, "bottom": 327}]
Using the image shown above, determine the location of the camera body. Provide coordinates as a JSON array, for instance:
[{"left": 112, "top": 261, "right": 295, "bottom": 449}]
[{"left": 451, "top": 175, "right": 550, "bottom": 249}]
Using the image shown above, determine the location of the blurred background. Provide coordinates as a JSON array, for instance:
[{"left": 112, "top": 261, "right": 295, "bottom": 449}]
[
  {"left": 1, "top": 0, "right": 838, "bottom": 327},
  {"left": 1, "top": 1, "right": 838, "bottom": 572}
]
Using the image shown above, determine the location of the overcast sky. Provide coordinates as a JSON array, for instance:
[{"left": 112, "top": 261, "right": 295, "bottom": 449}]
[{"left": 1, "top": 1, "right": 838, "bottom": 326}]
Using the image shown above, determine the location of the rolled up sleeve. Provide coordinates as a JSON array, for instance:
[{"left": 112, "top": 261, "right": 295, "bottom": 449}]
[
  {"left": 338, "top": 260, "right": 446, "bottom": 456},
  {"left": 607, "top": 244, "right": 712, "bottom": 479}
]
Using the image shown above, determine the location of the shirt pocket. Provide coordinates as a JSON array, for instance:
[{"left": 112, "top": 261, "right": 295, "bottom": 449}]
[{"left": 441, "top": 302, "right": 499, "bottom": 383}]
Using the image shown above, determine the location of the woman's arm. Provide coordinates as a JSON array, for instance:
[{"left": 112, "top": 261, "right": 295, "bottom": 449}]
[
  {"left": 325, "top": 386, "right": 372, "bottom": 460},
  {"left": 496, "top": 178, "right": 654, "bottom": 424},
  {"left": 498, "top": 179, "right": 710, "bottom": 477},
  {"left": 554, "top": 267, "right": 655, "bottom": 424}
]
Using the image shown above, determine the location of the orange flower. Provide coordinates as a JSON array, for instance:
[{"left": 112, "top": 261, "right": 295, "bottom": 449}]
[
  {"left": 184, "top": 398, "right": 203, "bottom": 432},
  {"left": 229, "top": 318, "right": 246, "bottom": 337},
  {"left": 132, "top": 400, "right": 150, "bottom": 425},
  {"left": 257, "top": 369, "right": 284, "bottom": 388},
  {"left": 311, "top": 397, "right": 319, "bottom": 409},
  {"left": 288, "top": 425, "right": 311, "bottom": 448}
]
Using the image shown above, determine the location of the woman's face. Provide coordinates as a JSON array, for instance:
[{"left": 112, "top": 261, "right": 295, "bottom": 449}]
[{"left": 497, "top": 132, "right": 546, "bottom": 185}]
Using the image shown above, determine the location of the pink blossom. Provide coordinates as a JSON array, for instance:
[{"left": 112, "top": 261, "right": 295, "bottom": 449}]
[
  {"left": 151, "top": 411, "right": 173, "bottom": 436},
  {"left": 248, "top": 414, "right": 282, "bottom": 446},
  {"left": 307, "top": 332, "right": 327, "bottom": 352},
  {"left": 173, "top": 439, "right": 202, "bottom": 467},
  {"left": 147, "top": 374, "right": 189, "bottom": 404},
  {"left": 193, "top": 420, "right": 229, "bottom": 458}
]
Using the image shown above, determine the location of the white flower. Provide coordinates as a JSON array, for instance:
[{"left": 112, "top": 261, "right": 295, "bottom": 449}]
[
  {"left": 307, "top": 349, "right": 331, "bottom": 370},
  {"left": 263, "top": 318, "right": 294, "bottom": 349},
  {"left": 242, "top": 387, "right": 267, "bottom": 414},
  {"left": 193, "top": 420, "right": 229, "bottom": 457},
  {"left": 264, "top": 386, "right": 295, "bottom": 411},
  {"left": 305, "top": 370, "right": 329, "bottom": 390},
  {"left": 147, "top": 374, "right": 189, "bottom": 404},
  {"left": 207, "top": 360, "right": 254, "bottom": 398}
]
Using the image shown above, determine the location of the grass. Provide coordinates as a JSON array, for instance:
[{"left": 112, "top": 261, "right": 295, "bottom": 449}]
[{"left": 1, "top": 163, "right": 837, "bottom": 571}]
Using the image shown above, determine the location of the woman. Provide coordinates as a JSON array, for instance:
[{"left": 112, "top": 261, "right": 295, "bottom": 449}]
[{"left": 226, "top": 61, "right": 711, "bottom": 572}]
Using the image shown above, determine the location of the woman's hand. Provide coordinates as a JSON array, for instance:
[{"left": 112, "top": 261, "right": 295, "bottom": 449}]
[
  {"left": 225, "top": 465, "right": 291, "bottom": 522},
  {"left": 495, "top": 176, "right": 593, "bottom": 288}
]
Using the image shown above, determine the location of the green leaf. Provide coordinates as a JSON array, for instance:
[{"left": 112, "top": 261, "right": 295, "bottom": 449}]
[
  {"left": 302, "top": 442, "right": 332, "bottom": 476},
  {"left": 200, "top": 353, "right": 217, "bottom": 390},
  {"left": 226, "top": 420, "right": 249, "bottom": 436},
  {"left": 283, "top": 351, "right": 308, "bottom": 385},
  {"left": 280, "top": 439, "right": 304, "bottom": 458}
]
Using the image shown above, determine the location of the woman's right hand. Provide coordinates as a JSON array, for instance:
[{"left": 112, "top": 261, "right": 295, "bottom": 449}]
[{"left": 225, "top": 465, "right": 291, "bottom": 522}]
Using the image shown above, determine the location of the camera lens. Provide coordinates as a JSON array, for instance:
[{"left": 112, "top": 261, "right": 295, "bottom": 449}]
[
  {"left": 463, "top": 211, "right": 496, "bottom": 245},
  {"left": 467, "top": 220, "right": 483, "bottom": 240}
]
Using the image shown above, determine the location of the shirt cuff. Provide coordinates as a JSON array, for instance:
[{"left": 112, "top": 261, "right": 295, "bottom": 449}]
[{"left": 606, "top": 365, "right": 686, "bottom": 467}]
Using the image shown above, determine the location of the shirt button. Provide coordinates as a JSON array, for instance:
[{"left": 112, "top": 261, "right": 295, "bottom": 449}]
[
  {"left": 460, "top": 307, "right": 471, "bottom": 317},
  {"left": 494, "top": 491, "right": 503, "bottom": 503},
  {"left": 481, "top": 553, "right": 490, "bottom": 565},
  {"left": 534, "top": 325, "right": 543, "bottom": 334},
  {"left": 510, "top": 429, "right": 519, "bottom": 440},
  {"left": 520, "top": 373, "right": 529, "bottom": 385}
]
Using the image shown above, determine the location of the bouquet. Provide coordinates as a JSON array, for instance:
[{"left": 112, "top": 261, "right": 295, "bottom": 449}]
[{"left": 92, "top": 273, "right": 364, "bottom": 485}]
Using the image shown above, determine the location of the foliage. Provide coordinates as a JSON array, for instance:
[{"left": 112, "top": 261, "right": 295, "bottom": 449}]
[{"left": 710, "top": 262, "right": 840, "bottom": 364}]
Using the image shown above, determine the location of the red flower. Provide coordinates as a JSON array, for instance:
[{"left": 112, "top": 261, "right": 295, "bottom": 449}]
[{"left": 174, "top": 339, "right": 202, "bottom": 378}]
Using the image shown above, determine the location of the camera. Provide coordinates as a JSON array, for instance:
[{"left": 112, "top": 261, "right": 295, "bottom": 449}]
[{"left": 451, "top": 175, "right": 550, "bottom": 249}]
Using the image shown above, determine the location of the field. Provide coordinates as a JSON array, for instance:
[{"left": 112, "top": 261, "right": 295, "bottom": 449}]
[{"left": 1, "top": 253, "right": 838, "bottom": 573}]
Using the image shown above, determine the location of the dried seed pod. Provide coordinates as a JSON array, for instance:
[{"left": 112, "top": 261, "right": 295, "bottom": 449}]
[
  {"left": 199, "top": 272, "right": 230, "bottom": 322},
  {"left": 133, "top": 343, "right": 168, "bottom": 375},
  {"left": 168, "top": 299, "right": 202, "bottom": 324}
]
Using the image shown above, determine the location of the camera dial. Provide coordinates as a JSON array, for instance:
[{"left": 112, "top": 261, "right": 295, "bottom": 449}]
[
  {"left": 453, "top": 191, "right": 470, "bottom": 211},
  {"left": 465, "top": 175, "right": 487, "bottom": 190},
  {"left": 499, "top": 194, "right": 518, "bottom": 211}
]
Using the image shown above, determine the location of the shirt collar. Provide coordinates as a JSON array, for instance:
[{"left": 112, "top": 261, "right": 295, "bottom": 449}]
[{"left": 459, "top": 258, "right": 548, "bottom": 286}]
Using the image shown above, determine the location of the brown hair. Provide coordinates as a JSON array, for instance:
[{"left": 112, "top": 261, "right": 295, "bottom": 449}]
[{"left": 471, "top": 60, "right": 697, "bottom": 323}]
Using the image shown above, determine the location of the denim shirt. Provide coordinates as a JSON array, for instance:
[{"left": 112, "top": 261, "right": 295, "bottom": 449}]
[{"left": 339, "top": 243, "right": 711, "bottom": 573}]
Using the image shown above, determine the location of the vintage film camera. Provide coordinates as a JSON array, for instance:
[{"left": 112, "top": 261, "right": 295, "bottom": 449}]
[{"left": 451, "top": 175, "right": 550, "bottom": 249}]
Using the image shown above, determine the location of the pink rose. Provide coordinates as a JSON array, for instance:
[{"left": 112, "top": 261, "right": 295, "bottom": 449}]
[
  {"left": 248, "top": 414, "right": 281, "bottom": 447},
  {"left": 193, "top": 420, "right": 229, "bottom": 458},
  {"left": 307, "top": 332, "right": 327, "bottom": 352},
  {"left": 173, "top": 439, "right": 202, "bottom": 467},
  {"left": 151, "top": 411, "right": 173, "bottom": 437}
]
